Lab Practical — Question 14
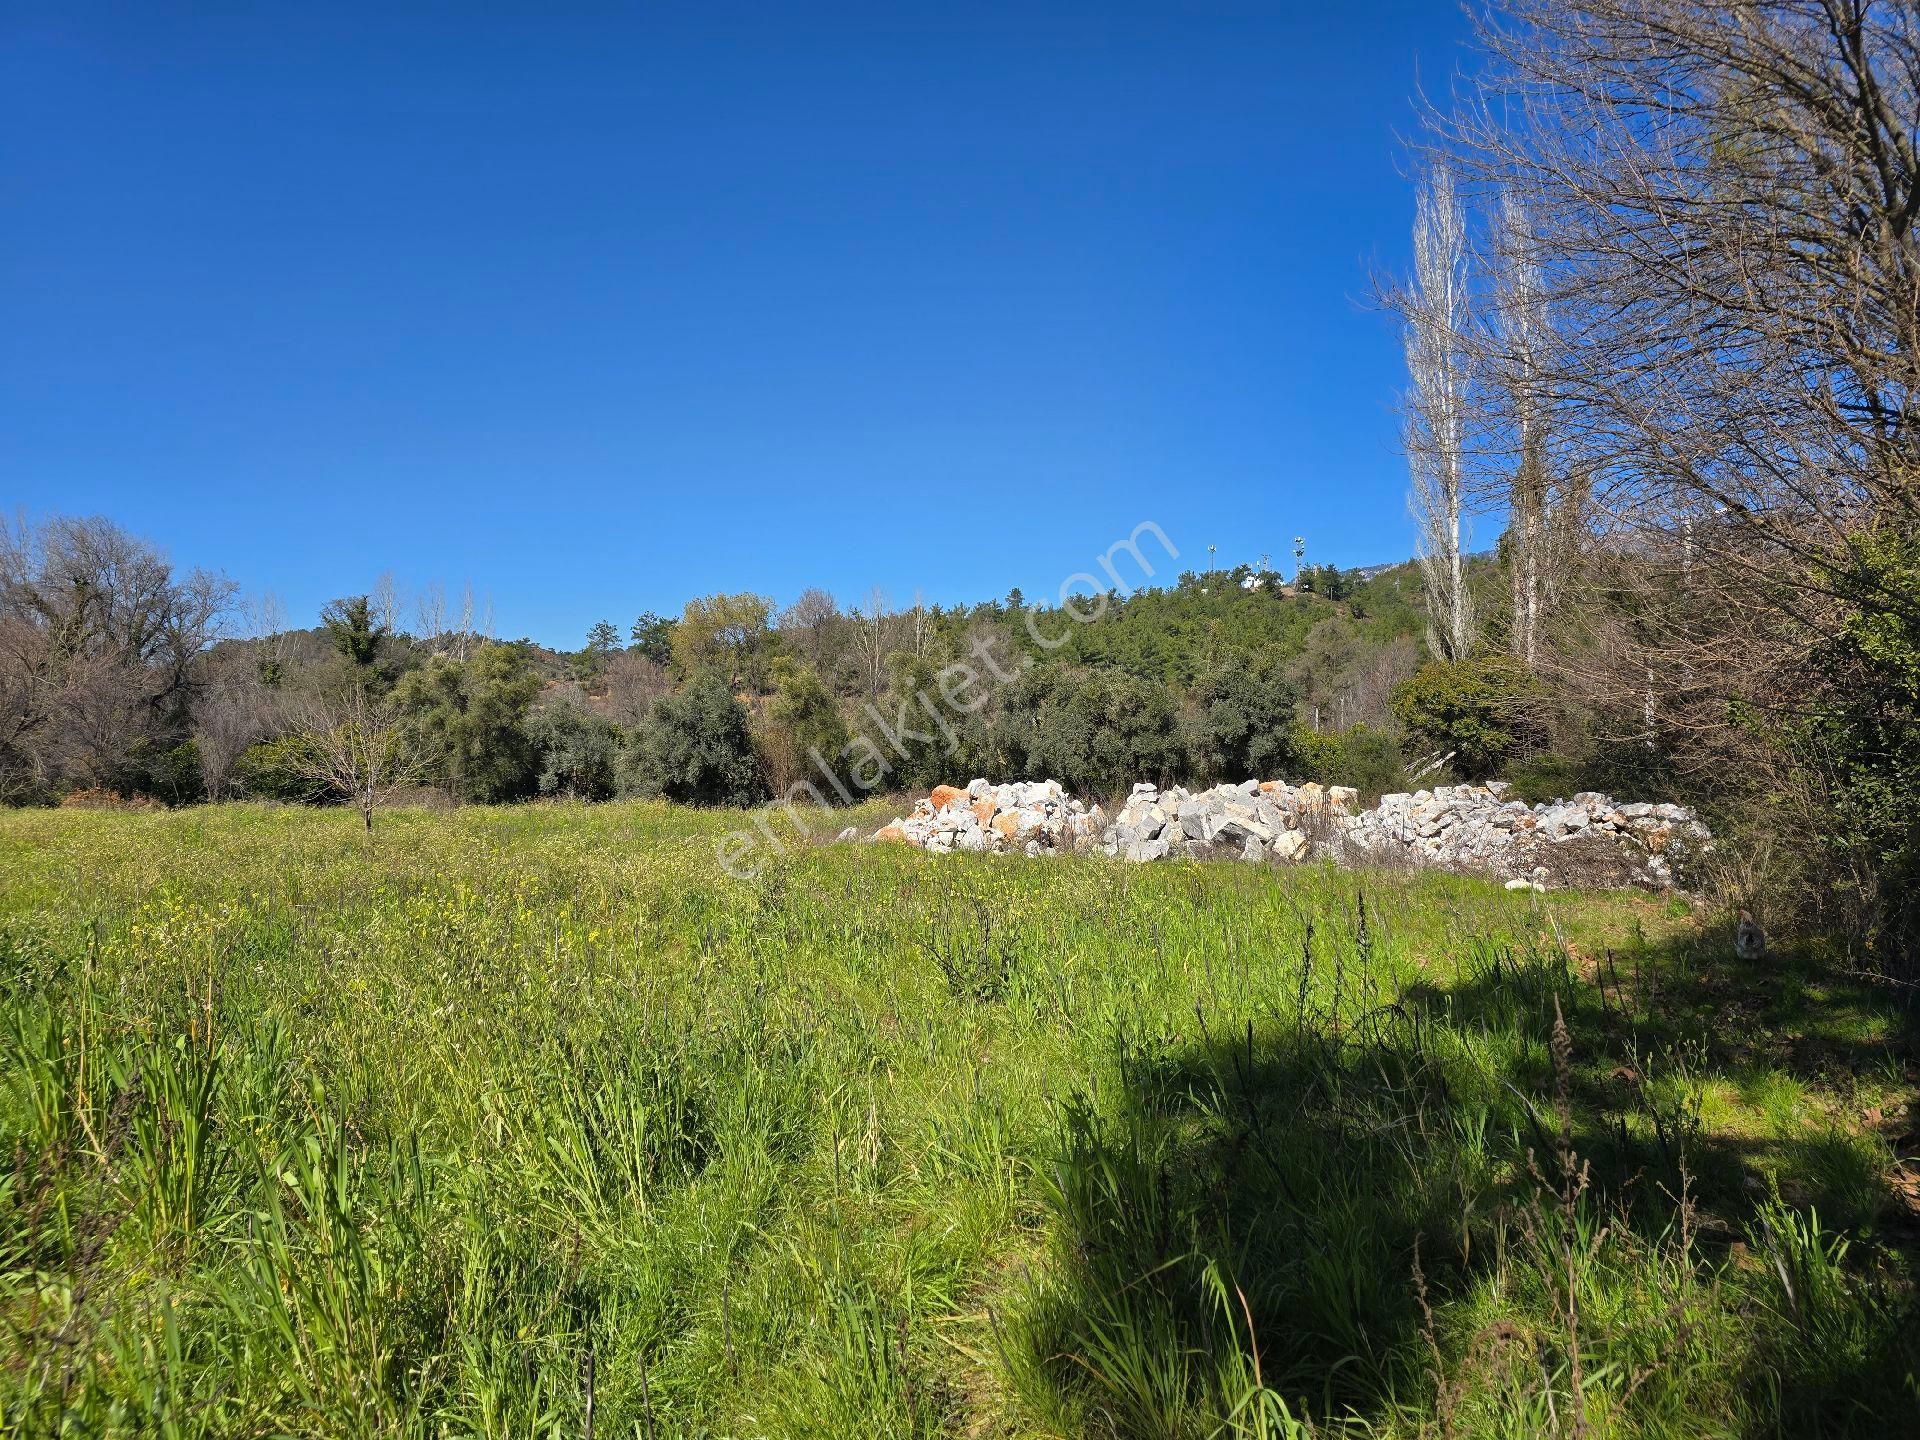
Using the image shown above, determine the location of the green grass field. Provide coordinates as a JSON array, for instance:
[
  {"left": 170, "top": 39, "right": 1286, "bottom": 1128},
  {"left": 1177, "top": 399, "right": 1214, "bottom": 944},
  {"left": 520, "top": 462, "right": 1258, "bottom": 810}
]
[{"left": 2, "top": 801, "right": 1916, "bottom": 1437}]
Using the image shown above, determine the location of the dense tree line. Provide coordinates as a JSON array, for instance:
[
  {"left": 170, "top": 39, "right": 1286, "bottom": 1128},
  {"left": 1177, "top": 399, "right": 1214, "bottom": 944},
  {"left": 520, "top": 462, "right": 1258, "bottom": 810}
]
[{"left": 1, "top": 513, "right": 1451, "bottom": 816}]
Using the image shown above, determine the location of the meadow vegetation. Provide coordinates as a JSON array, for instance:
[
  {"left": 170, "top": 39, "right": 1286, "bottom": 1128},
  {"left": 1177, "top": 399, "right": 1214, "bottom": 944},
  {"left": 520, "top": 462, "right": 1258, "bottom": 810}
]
[{"left": 3, "top": 802, "right": 1915, "bottom": 1437}]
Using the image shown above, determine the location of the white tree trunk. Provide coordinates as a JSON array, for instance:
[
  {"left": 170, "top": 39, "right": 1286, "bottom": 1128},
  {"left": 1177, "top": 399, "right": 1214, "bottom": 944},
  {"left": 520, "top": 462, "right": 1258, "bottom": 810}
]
[{"left": 1404, "top": 163, "right": 1476, "bottom": 663}]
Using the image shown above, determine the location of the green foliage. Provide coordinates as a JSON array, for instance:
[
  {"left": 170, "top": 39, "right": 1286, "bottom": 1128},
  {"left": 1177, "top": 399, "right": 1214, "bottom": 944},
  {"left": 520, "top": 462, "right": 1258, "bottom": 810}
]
[
  {"left": 1391, "top": 656, "right": 1546, "bottom": 780},
  {"left": 128, "top": 737, "right": 208, "bottom": 807},
  {"left": 393, "top": 645, "right": 544, "bottom": 802},
  {"left": 575, "top": 620, "right": 623, "bottom": 681},
  {"left": 231, "top": 735, "right": 328, "bottom": 802},
  {"left": 1804, "top": 533, "right": 1920, "bottom": 954},
  {"left": 1503, "top": 752, "right": 1589, "bottom": 807},
  {"left": 320, "top": 595, "right": 386, "bottom": 671},
  {"left": 996, "top": 575, "right": 1417, "bottom": 691},
  {"left": 672, "top": 593, "right": 777, "bottom": 691},
  {"left": 1296, "top": 564, "right": 1352, "bottom": 600},
  {"left": 1182, "top": 655, "right": 1302, "bottom": 786},
  {"left": 760, "top": 659, "right": 851, "bottom": 797},
  {"left": 992, "top": 665, "right": 1183, "bottom": 797},
  {"left": 529, "top": 698, "right": 620, "bottom": 800},
  {"left": 621, "top": 669, "right": 767, "bottom": 806},
  {"left": 1293, "top": 723, "right": 1406, "bottom": 798},
  {"left": 628, "top": 610, "right": 676, "bottom": 666}
]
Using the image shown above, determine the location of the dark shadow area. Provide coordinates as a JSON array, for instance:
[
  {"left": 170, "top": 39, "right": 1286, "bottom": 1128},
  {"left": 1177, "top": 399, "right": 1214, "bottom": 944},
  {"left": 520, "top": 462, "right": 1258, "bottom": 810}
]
[{"left": 1012, "top": 911, "right": 1920, "bottom": 1438}]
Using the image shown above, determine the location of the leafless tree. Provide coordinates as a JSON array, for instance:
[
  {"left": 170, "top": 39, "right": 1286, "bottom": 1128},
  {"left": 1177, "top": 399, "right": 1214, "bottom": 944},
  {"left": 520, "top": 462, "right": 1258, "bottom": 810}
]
[
  {"left": 849, "top": 588, "right": 893, "bottom": 699},
  {"left": 909, "top": 589, "right": 933, "bottom": 659},
  {"left": 0, "top": 515, "right": 233, "bottom": 796},
  {"left": 1433, "top": 2, "right": 1920, "bottom": 661},
  {"left": 1415, "top": 0, "right": 1920, "bottom": 947},
  {"left": 453, "top": 583, "right": 476, "bottom": 661},
  {"left": 1487, "top": 191, "right": 1555, "bottom": 665},
  {"left": 193, "top": 650, "right": 277, "bottom": 798},
  {"left": 370, "top": 571, "right": 404, "bottom": 637},
  {"left": 778, "top": 586, "right": 841, "bottom": 674},
  {"left": 781, "top": 588, "right": 838, "bottom": 632},
  {"left": 1401, "top": 162, "right": 1477, "bottom": 662},
  {"left": 289, "top": 685, "right": 422, "bottom": 833},
  {"left": 415, "top": 581, "right": 448, "bottom": 648},
  {"left": 603, "top": 649, "right": 672, "bottom": 727}
]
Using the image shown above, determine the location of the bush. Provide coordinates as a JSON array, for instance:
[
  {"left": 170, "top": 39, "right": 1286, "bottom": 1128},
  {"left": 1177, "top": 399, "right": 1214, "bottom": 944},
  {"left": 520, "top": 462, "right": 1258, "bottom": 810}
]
[
  {"left": 1293, "top": 724, "right": 1406, "bottom": 799},
  {"left": 143, "top": 738, "right": 207, "bottom": 806},
  {"left": 1390, "top": 657, "right": 1546, "bottom": 781},
  {"left": 1183, "top": 655, "right": 1302, "bottom": 785},
  {"left": 758, "top": 659, "right": 851, "bottom": 799},
  {"left": 621, "top": 671, "right": 767, "bottom": 806},
  {"left": 529, "top": 699, "right": 620, "bottom": 800},
  {"left": 232, "top": 735, "right": 329, "bottom": 803},
  {"left": 394, "top": 645, "right": 543, "bottom": 803},
  {"left": 991, "top": 666, "right": 1183, "bottom": 797},
  {"left": 1801, "top": 533, "right": 1920, "bottom": 960}
]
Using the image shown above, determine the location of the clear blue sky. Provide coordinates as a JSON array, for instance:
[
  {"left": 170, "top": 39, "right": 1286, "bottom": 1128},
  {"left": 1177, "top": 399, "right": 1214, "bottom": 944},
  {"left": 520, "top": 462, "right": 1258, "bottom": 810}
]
[{"left": 3, "top": 1, "right": 1472, "bottom": 649}]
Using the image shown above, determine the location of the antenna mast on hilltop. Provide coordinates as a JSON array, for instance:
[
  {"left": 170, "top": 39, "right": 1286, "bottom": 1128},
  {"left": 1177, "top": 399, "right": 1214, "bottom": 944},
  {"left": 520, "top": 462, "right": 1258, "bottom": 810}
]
[{"left": 1293, "top": 536, "right": 1306, "bottom": 582}]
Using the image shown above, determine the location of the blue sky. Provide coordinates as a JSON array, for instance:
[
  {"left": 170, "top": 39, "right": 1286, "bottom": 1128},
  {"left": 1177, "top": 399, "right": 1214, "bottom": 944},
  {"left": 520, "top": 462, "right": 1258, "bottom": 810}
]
[{"left": 3, "top": 1, "right": 1473, "bottom": 648}]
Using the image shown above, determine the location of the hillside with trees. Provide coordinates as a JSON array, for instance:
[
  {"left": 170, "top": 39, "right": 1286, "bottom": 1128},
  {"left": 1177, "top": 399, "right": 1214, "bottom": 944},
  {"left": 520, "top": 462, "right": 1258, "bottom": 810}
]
[{"left": 0, "top": 514, "right": 1456, "bottom": 816}]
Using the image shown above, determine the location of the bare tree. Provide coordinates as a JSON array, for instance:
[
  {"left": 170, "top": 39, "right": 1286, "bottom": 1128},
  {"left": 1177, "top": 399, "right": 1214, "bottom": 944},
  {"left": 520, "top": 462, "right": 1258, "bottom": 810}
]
[
  {"left": 1401, "top": 162, "right": 1477, "bottom": 662},
  {"left": 909, "top": 589, "right": 933, "bottom": 659},
  {"left": 1489, "top": 192, "right": 1554, "bottom": 665},
  {"left": 370, "top": 571, "right": 404, "bottom": 637},
  {"left": 415, "top": 581, "right": 448, "bottom": 649},
  {"left": 289, "top": 685, "right": 421, "bottom": 833},
  {"left": 1434, "top": 1, "right": 1920, "bottom": 648},
  {"left": 453, "top": 583, "right": 476, "bottom": 661},
  {"left": 1415, "top": 0, "right": 1920, "bottom": 949},
  {"left": 0, "top": 515, "right": 232, "bottom": 797},
  {"left": 778, "top": 586, "right": 842, "bottom": 674},
  {"left": 193, "top": 651, "right": 275, "bottom": 799},
  {"left": 849, "top": 588, "right": 893, "bottom": 699},
  {"left": 244, "top": 590, "right": 290, "bottom": 685},
  {"left": 603, "top": 649, "right": 671, "bottom": 727}
]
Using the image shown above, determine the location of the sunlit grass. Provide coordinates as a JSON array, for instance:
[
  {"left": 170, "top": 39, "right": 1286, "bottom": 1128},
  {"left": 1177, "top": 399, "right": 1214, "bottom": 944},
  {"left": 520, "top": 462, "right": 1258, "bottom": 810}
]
[{"left": 0, "top": 801, "right": 1914, "bottom": 1436}]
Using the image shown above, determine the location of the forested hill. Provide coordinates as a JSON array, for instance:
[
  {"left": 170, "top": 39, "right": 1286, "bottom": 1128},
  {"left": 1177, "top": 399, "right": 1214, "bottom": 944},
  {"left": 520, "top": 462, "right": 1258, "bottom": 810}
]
[{"left": 7, "top": 511, "right": 1489, "bottom": 811}]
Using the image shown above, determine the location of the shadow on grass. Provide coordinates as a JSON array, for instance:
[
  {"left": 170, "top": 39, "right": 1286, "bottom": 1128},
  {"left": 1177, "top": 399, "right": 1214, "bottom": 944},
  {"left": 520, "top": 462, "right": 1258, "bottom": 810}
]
[{"left": 1005, "top": 907, "right": 1920, "bottom": 1438}]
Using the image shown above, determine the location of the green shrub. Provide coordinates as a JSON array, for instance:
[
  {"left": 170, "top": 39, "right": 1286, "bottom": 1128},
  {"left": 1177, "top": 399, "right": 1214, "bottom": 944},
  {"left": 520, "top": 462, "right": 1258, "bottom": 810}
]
[
  {"left": 1798, "top": 532, "right": 1920, "bottom": 959},
  {"left": 1182, "top": 655, "right": 1301, "bottom": 785},
  {"left": 991, "top": 665, "right": 1183, "bottom": 796},
  {"left": 529, "top": 699, "right": 620, "bottom": 800},
  {"left": 759, "top": 659, "right": 851, "bottom": 798},
  {"left": 232, "top": 735, "right": 328, "bottom": 802},
  {"left": 1292, "top": 723, "right": 1406, "bottom": 798},
  {"left": 1390, "top": 657, "right": 1546, "bottom": 781},
  {"left": 621, "top": 670, "right": 767, "bottom": 806},
  {"left": 394, "top": 645, "right": 544, "bottom": 803}
]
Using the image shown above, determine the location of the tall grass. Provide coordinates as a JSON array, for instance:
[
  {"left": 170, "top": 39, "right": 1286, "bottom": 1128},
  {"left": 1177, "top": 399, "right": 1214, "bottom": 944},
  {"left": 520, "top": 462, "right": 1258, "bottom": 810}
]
[{"left": 0, "top": 800, "right": 1913, "bottom": 1436}]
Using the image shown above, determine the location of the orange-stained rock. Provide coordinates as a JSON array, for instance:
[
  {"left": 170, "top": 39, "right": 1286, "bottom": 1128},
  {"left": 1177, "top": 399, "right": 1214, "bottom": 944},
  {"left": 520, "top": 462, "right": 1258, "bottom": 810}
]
[
  {"left": 971, "top": 797, "right": 999, "bottom": 826},
  {"left": 874, "top": 825, "right": 909, "bottom": 843},
  {"left": 992, "top": 812, "right": 1021, "bottom": 840},
  {"left": 930, "top": 784, "right": 967, "bottom": 810},
  {"left": 1258, "top": 780, "right": 1287, "bottom": 794}
]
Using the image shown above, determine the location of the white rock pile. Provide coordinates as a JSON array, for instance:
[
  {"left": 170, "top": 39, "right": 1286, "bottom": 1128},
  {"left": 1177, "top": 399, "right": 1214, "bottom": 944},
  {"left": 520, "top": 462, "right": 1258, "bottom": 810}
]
[
  {"left": 1101, "top": 779, "right": 1356, "bottom": 864},
  {"left": 1341, "top": 784, "right": 1711, "bottom": 889},
  {"left": 866, "top": 777, "right": 1711, "bottom": 890},
  {"left": 869, "top": 778, "right": 1106, "bottom": 856}
]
